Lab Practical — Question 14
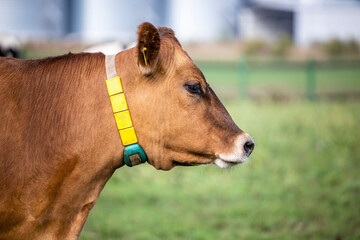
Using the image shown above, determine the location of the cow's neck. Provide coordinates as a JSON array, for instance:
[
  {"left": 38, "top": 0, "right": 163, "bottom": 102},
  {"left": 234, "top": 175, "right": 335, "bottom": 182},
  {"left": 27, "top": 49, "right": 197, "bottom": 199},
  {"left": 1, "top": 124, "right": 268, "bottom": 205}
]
[
  {"left": 49, "top": 53, "right": 133, "bottom": 238},
  {"left": 6, "top": 52, "right": 135, "bottom": 240},
  {"left": 34, "top": 50, "right": 145, "bottom": 239}
]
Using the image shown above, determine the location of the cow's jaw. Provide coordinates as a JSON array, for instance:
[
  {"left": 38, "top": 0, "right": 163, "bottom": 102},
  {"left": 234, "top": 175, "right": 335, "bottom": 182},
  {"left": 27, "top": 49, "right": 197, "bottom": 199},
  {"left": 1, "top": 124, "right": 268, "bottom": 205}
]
[{"left": 214, "top": 134, "right": 253, "bottom": 168}]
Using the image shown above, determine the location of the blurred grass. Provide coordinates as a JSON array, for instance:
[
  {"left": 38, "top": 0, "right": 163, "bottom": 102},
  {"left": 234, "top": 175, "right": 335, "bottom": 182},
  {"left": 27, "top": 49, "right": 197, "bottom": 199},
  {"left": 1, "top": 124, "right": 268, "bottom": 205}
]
[{"left": 81, "top": 101, "right": 360, "bottom": 240}]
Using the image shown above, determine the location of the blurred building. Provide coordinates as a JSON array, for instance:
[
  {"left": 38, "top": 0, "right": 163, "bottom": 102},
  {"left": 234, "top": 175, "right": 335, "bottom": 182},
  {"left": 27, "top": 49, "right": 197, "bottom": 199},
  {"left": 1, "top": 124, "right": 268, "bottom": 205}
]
[
  {"left": 168, "top": 0, "right": 240, "bottom": 42},
  {"left": 0, "top": 0, "right": 240, "bottom": 44},
  {"left": 239, "top": 0, "right": 360, "bottom": 46},
  {"left": 0, "top": 0, "right": 167, "bottom": 42},
  {"left": 0, "top": 0, "right": 67, "bottom": 39},
  {"left": 0, "top": 0, "right": 359, "bottom": 46},
  {"left": 68, "top": 0, "right": 169, "bottom": 43}
]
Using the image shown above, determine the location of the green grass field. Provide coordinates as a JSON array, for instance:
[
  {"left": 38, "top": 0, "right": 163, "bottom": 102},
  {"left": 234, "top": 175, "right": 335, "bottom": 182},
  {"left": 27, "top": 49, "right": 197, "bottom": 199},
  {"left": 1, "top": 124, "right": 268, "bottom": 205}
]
[{"left": 81, "top": 100, "right": 360, "bottom": 240}]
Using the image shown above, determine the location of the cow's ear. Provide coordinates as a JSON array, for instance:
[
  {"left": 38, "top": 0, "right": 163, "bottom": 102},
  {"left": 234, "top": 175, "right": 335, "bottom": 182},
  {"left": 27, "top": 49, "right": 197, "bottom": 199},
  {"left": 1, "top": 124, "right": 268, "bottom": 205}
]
[{"left": 137, "top": 22, "right": 161, "bottom": 75}]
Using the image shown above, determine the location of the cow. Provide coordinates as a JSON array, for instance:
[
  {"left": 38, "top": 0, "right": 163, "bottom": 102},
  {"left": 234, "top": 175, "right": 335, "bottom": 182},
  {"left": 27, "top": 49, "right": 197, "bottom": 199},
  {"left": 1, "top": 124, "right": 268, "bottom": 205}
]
[{"left": 0, "top": 22, "right": 254, "bottom": 239}]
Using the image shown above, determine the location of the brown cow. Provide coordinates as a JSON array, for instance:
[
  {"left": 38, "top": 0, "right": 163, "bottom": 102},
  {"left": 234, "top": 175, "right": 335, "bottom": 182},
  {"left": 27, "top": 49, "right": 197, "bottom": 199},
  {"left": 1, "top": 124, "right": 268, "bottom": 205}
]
[{"left": 0, "top": 22, "right": 254, "bottom": 239}]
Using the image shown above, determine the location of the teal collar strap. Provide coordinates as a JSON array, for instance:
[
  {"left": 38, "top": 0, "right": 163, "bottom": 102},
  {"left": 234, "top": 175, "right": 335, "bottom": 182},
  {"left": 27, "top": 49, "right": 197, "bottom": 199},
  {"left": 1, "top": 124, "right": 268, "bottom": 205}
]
[{"left": 105, "top": 55, "right": 148, "bottom": 167}]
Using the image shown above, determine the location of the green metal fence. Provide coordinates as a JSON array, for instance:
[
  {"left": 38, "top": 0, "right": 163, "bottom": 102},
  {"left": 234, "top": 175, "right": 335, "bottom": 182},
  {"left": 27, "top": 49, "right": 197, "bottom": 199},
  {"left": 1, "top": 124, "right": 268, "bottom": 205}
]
[{"left": 196, "top": 58, "right": 360, "bottom": 101}]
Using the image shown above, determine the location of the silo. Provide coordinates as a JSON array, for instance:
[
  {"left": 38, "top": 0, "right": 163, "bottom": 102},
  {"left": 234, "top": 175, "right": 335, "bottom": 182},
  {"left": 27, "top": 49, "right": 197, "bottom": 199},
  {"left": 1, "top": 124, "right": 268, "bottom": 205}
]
[
  {"left": 168, "top": 0, "right": 240, "bottom": 43},
  {"left": 71, "top": 0, "right": 169, "bottom": 43}
]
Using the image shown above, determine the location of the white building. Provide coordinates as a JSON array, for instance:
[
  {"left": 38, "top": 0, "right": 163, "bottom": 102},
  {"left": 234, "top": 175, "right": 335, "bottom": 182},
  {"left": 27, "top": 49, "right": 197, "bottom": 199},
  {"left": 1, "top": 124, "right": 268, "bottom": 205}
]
[
  {"left": 168, "top": 0, "right": 239, "bottom": 43},
  {"left": 239, "top": 0, "right": 360, "bottom": 46}
]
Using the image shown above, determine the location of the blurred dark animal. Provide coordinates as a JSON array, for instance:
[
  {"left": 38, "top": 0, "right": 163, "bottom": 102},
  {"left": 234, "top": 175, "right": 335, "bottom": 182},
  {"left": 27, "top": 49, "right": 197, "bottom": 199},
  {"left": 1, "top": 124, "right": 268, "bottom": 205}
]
[
  {"left": 0, "top": 34, "right": 20, "bottom": 58},
  {"left": 0, "top": 22, "right": 253, "bottom": 239}
]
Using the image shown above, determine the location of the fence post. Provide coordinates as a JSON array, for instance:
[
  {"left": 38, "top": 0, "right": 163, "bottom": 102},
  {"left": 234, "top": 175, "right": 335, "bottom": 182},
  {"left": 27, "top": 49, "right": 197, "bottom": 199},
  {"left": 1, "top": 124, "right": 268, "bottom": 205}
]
[
  {"left": 237, "top": 57, "right": 249, "bottom": 99},
  {"left": 306, "top": 59, "right": 316, "bottom": 101}
]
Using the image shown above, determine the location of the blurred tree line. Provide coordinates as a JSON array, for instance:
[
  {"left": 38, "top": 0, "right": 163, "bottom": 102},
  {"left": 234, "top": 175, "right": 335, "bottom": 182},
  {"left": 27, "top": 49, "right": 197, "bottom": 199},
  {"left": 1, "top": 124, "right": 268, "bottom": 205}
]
[{"left": 242, "top": 35, "right": 360, "bottom": 58}]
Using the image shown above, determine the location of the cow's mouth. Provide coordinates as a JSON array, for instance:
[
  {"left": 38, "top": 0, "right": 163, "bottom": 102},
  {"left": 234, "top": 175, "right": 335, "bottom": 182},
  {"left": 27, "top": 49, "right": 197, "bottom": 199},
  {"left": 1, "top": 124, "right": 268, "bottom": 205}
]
[
  {"left": 172, "top": 160, "right": 204, "bottom": 167},
  {"left": 172, "top": 160, "right": 195, "bottom": 166}
]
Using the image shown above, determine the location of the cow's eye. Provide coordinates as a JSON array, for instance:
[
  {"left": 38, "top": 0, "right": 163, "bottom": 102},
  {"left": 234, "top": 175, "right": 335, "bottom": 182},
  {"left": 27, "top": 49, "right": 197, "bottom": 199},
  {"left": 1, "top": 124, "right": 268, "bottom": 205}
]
[{"left": 184, "top": 83, "right": 202, "bottom": 95}]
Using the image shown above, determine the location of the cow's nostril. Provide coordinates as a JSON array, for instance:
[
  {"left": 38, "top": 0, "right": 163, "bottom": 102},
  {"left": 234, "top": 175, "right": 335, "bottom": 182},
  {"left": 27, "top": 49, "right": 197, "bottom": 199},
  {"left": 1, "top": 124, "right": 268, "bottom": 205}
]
[{"left": 244, "top": 141, "right": 254, "bottom": 156}]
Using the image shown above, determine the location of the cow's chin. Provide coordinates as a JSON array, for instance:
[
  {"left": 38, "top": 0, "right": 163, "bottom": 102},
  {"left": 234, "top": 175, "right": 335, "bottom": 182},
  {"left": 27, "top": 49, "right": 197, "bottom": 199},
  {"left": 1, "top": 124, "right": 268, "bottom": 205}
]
[
  {"left": 213, "top": 154, "right": 248, "bottom": 168},
  {"left": 214, "top": 157, "right": 247, "bottom": 168},
  {"left": 149, "top": 158, "right": 206, "bottom": 171}
]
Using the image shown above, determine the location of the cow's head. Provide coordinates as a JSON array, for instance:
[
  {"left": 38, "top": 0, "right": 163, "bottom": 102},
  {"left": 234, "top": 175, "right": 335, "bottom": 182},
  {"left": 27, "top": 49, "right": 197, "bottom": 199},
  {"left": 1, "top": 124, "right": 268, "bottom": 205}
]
[{"left": 121, "top": 22, "right": 254, "bottom": 170}]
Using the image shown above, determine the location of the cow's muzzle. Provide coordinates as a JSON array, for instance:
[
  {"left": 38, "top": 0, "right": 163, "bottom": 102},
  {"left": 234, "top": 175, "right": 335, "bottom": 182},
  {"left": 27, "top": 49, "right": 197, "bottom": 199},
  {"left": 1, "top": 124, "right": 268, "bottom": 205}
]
[{"left": 214, "top": 133, "right": 254, "bottom": 168}]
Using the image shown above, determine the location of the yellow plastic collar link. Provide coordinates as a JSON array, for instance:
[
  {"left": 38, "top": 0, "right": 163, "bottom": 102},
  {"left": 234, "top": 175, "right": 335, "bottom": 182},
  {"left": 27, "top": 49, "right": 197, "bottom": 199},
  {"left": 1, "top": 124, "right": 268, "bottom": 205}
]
[{"left": 106, "top": 76, "right": 138, "bottom": 146}]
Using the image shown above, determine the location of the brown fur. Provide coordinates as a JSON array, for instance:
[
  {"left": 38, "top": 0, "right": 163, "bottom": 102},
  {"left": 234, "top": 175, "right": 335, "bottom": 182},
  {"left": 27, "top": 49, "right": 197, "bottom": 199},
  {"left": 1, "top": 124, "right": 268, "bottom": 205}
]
[{"left": 0, "top": 22, "right": 244, "bottom": 239}]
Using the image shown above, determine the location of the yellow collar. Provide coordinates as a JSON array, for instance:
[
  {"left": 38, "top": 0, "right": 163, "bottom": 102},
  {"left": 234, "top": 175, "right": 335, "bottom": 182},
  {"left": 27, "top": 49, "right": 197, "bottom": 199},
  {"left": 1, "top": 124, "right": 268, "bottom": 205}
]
[{"left": 105, "top": 55, "right": 147, "bottom": 167}]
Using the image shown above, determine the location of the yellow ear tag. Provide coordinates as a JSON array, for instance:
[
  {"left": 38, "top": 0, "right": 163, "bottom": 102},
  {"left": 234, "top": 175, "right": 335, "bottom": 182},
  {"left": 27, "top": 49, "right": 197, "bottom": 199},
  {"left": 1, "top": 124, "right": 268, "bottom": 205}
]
[{"left": 143, "top": 47, "right": 148, "bottom": 66}]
